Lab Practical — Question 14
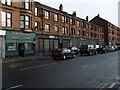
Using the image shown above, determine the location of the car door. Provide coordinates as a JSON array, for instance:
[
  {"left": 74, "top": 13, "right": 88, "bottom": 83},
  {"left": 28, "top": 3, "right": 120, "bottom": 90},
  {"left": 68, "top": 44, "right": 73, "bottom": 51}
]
[
  {"left": 67, "top": 49, "right": 72, "bottom": 57},
  {"left": 63, "top": 48, "right": 68, "bottom": 57}
]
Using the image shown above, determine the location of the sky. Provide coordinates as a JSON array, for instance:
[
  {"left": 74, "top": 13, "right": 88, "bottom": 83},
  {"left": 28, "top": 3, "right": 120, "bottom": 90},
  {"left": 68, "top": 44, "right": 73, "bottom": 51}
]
[{"left": 35, "top": 0, "right": 119, "bottom": 27}]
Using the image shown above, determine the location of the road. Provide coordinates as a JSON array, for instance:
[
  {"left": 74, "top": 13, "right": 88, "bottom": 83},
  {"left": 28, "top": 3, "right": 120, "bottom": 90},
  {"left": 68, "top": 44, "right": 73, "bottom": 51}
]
[{"left": 2, "top": 51, "right": 119, "bottom": 89}]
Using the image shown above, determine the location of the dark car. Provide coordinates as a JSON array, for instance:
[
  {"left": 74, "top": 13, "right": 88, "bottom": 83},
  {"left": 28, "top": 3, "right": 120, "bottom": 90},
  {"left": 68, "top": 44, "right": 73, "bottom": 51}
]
[
  {"left": 52, "top": 48, "right": 76, "bottom": 60},
  {"left": 97, "top": 46, "right": 108, "bottom": 54},
  {"left": 79, "top": 45, "right": 97, "bottom": 56}
]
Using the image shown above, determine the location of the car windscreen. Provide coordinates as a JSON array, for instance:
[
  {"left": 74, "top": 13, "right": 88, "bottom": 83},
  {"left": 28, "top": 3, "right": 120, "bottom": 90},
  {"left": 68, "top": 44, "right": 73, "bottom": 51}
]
[{"left": 55, "top": 49, "right": 62, "bottom": 52}]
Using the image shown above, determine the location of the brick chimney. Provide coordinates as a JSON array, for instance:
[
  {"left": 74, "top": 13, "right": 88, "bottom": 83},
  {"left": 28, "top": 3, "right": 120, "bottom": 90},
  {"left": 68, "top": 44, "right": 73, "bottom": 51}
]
[
  {"left": 59, "top": 4, "right": 63, "bottom": 11},
  {"left": 86, "top": 16, "right": 89, "bottom": 22},
  {"left": 72, "top": 11, "right": 76, "bottom": 17}
]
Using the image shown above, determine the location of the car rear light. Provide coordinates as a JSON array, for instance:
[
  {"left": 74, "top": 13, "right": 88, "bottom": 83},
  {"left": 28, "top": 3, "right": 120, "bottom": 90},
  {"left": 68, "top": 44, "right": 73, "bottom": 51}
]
[{"left": 60, "top": 52, "right": 64, "bottom": 55}]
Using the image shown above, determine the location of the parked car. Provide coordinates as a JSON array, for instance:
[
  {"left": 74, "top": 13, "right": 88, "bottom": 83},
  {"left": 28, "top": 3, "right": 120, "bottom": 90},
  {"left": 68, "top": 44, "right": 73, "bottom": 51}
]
[
  {"left": 97, "top": 45, "right": 108, "bottom": 54},
  {"left": 79, "top": 45, "right": 97, "bottom": 56},
  {"left": 108, "top": 46, "right": 116, "bottom": 52},
  {"left": 114, "top": 45, "right": 118, "bottom": 51},
  {"left": 71, "top": 47, "right": 79, "bottom": 54},
  {"left": 52, "top": 48, "right": 76, "bottom": 60}
]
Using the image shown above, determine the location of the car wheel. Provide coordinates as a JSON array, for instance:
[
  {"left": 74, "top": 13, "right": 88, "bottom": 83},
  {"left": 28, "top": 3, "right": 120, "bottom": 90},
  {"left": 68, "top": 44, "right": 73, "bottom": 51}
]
[
  {"left": 63, "top": 55, "right": 66, "bottom": 60},
  {"left": 95, "top": 51, "right": 97, "bottom": 55},
  {"left": 81, "top": 53, "right": 83, "bottom": 56},
  {"left": 73, "top": 54, "right": 76, "bottom": 58}
]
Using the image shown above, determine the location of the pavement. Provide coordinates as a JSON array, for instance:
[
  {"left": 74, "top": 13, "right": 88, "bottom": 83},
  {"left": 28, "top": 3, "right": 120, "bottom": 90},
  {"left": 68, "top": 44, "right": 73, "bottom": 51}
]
[{"left": 1, "top": 54, "right": 52, "bottom": 64}]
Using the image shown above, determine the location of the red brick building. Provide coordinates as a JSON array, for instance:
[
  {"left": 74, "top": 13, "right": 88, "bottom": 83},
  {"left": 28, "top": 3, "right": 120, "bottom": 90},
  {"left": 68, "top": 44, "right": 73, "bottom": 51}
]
[
  {"left": 0, "top": 0, "right": 104, "bottom": 57},
  {"left": 34, "top": 2, "right": 104, "bottom": 54},
  {"left": 0, "top": 0, "right": 35, "bottom": 58},
  {"left": 90, "top": 14, "right": 120, "bottom": 46}
]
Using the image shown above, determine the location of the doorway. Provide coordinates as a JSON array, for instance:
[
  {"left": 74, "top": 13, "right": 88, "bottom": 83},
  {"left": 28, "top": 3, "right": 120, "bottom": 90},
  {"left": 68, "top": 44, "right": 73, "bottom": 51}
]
[{"left": 18, "top": 43, "right": 24, "bottom": 57}]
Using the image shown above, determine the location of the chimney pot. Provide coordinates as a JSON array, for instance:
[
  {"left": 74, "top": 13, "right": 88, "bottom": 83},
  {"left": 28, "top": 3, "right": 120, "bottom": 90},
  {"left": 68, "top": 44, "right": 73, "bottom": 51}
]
[
  {"left": 59, "top": 4, "right": 63, "bottom": 11},
  {"left": 86, "top": 16, "right": 89, "bottom": 22}
]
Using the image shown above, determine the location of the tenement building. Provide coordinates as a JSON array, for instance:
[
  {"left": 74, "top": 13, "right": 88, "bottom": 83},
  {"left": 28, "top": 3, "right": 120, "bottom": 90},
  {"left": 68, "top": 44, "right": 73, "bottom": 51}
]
[
  {"left": 0, "top": 0, "right": 104, "bottom": 58},
  {"left": 90, "top": 14, "right": 120, "bottom": 46},
  {"left": 34, "top": 2, "right": 104, "bottom": 54},
  {"left": 0, "top": 0, "right": 35, "bottom": 58}
]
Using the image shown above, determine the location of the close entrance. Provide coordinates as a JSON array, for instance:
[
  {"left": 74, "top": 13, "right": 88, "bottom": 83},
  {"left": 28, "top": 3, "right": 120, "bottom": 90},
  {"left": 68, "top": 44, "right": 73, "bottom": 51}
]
[{"left": 18, "top": 43, "right": 24, "bottom": 57}]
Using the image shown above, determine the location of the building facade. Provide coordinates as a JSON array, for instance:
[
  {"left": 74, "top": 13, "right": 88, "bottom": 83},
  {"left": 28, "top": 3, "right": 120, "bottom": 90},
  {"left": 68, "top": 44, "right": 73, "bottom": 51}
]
[
  {"left": 34, "top": 2, "right": 104, "bottom": 54},
  {"left": 1, "top": 0, "right": 105, "bottom": 58},
  {"left": 1, "top": 0, "right": 35, "bottom": 58},
  {"left": 90, "top": 14, "right": 120, "bottom": 46}
]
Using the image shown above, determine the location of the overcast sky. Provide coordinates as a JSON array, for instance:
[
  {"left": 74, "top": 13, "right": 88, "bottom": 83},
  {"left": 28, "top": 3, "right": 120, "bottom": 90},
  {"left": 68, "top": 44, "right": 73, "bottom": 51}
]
[{"left": 35, "top": 0, "right": 119, "bottom": 26}]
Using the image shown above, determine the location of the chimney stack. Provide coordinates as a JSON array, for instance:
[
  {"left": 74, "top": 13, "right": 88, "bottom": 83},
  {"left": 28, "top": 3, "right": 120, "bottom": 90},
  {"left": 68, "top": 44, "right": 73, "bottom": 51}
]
[
  {"left": 72, "top": 11, "right": 76, "bottom": 17},
  {"left": 86, "top": 16, "right": 89, "bottom": 22},
  {"left": 97, "top": 14, "right": 100, "bottom": 17},
  {"left": 59, "top": 4, "right": 63, "bottom": 11}
]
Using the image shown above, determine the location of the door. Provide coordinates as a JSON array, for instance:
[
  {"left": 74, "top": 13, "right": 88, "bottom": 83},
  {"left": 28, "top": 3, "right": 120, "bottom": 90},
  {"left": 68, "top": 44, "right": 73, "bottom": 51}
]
[{"left": 18, "top": 43, "right": 24, "bottom": 57}]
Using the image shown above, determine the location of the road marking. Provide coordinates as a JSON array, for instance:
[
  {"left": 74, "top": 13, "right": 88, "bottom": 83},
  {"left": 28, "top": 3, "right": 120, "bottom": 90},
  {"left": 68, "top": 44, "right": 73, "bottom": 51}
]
[
  {"left": 81, "top": 65, "right": 88, "bottom": 68},
  {"left": 19, "top": 62, "right": 57, "bottom": 71},
  {"left": 4, "top": 84, "right": 23, "bottom": 90}
]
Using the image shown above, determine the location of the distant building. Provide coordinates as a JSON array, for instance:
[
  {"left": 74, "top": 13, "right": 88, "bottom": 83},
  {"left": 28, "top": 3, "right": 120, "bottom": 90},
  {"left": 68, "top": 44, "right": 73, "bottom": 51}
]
[{"left": 90, "top": 14, "right": 120, "bottom": 46}]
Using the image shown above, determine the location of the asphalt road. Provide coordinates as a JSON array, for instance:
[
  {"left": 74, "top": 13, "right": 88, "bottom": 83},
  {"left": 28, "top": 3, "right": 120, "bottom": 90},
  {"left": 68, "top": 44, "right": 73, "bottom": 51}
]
[{"left": 2, "top": 51, "right": 119, "bottom": 89}]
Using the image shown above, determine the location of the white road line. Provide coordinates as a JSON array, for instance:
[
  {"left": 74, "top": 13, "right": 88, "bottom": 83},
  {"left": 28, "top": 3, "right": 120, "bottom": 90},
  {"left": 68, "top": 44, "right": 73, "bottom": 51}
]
[
  {"left": 19, "top": 63, "right": 57, "bottom": 71},
  {"left": 4, "top": 84, "right": 23, "bottom": 90},
  {"left": 81, "top": 65, "right": 88, "bottom": 68}
]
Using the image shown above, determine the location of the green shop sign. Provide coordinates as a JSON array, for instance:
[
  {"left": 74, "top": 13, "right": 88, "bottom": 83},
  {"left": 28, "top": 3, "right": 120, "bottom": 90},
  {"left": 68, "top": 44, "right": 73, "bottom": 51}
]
[{"left": 6, "top": 30, "right": 35, "bottom": 41}]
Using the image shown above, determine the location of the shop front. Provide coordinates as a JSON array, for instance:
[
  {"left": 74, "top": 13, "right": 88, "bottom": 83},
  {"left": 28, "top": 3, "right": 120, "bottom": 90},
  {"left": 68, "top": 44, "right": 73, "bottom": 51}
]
[
  {"left": 0, "top": 30, "right": 6, "bottom": 59},
  {"left": 35, "top": 34, "right": 70, "bottom": 55},
  {"left": 5, "top": 30, "right": 35, "bottom": 58}
]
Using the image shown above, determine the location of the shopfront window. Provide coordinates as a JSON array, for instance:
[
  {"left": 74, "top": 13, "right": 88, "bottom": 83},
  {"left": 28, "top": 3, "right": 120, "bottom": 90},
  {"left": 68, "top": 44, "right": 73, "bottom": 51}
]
[
  {"left": 25, "top": 43, "right": 33, "bottom": 50},
  {"left": 6, "top": 43, "right": 17, "bottom": 52}
]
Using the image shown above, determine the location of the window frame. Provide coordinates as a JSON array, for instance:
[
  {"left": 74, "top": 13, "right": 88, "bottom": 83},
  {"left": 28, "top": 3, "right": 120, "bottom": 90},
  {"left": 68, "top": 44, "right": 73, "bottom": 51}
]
[
  {"left": 20, "top": 15, "right": 30, "bottom": 29},
  {"left": 54, "top": 14, "right": 58, "bottom": 21},
  {"left": 45, "top": 11, "right": 50, "bottom": 19},
  {"left": 35, "top": 7, "right": 38, "bottom": 16},
  {"left": 35, "top": 21, "right": 38, "bottom": 31},
  {"left": 2, "top": 11, "right": 12, "bottom": 27},
  {"left": 54, "top": 25, "right": 59, "bottom": 33},
  {"left": 45, "top": 24, "right": 50, "bottom": 32}
]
